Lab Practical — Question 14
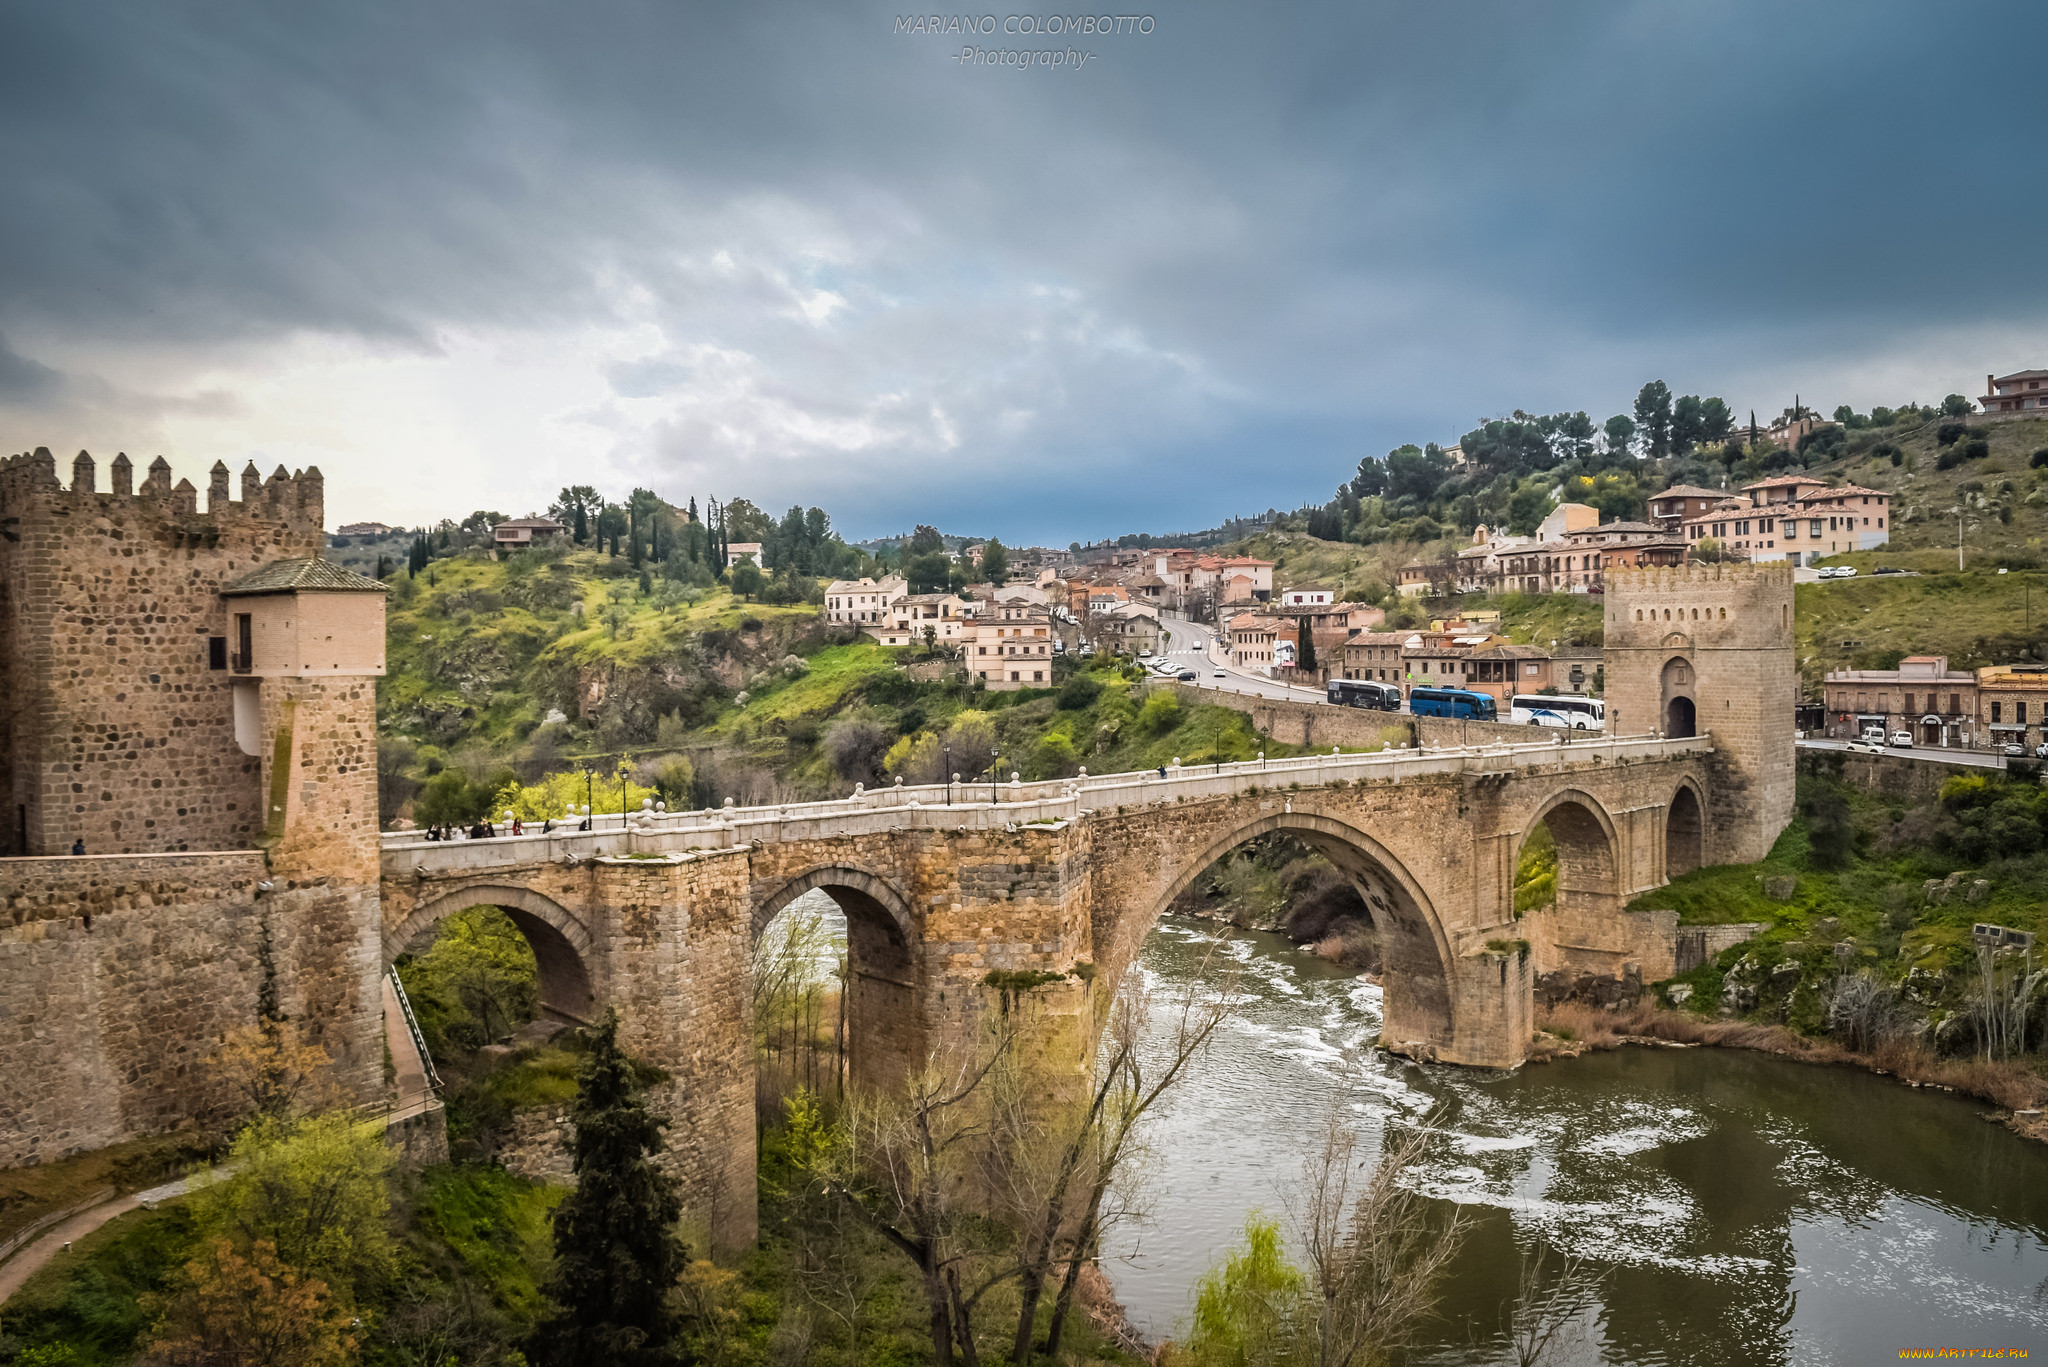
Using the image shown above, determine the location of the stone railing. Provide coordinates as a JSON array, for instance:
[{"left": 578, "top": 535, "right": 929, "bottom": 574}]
[{"left": 378, "top": 733, "right": 1713, "bottom": 880}]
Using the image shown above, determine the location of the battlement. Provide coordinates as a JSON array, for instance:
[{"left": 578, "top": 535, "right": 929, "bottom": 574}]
[
  {"left": 1605, "top": 561, "right": 1794, "bottom": 650},
  {"left": 0, "top": 446, "right": 324, "bottom": 534}
]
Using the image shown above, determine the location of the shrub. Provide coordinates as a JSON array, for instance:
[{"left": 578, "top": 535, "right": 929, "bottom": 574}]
[
  {"left": 1056, "top": 673, "right": 1103, "bottom": 711},
  {"left": 1137, "top": 690, "right": 1182, "bottom": 734},
  {"left": 1960, "top": 437, "right": 1990, "bottom": 462},
  {"left": 2031, "top": 448, "right": 2048, "bottom": 469},
  {"left": 1870, "top": 442, "right": 1902, "bottom": 466},
  {"left": 1936, "top": 420, "right": 1968, "bottom": 447}
]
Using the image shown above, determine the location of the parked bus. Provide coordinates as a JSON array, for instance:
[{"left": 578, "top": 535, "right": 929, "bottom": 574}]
[
  {"left": 1326, "top": 678, "right": 1403, "bottom": 711},
  {"left": 1509, "top": 694, "right": 1605, "bottom": 731},
  {"left": 1406, "top": 686, "right": 1497, "bottom": 721}
]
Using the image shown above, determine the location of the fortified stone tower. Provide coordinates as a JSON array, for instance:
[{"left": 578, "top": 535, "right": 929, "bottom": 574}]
[
  {"left": 1604, "top": 562, "right": 1795, "bottom": 864},
  {"left": 0, "top": 447, "right": 389, "bottom": 1166}
]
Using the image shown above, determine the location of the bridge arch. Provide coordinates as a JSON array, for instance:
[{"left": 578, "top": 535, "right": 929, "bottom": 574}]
[
  {"left": 749, "top": 864, "right": 921, "bottom": 1095},
  {"left": 1515, "top": 787, "right": 1624, "bottom": 930},
  {"left": 1666, "top": 779, "right": 1706, "bottom": 877},
  {"left": 1145, "top": 811, "right": 1461, "bottom": 1060},
  {"left": 1661, "top": 655, "right": 1698, "bottom": 738},
  {"left": 387, "top": 883, "right": 596, "bottom": 1025}
]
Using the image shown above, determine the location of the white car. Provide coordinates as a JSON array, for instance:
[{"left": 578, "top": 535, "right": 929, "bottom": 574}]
[
  {"left": 1213, "top": 668, "right": 1226, "bottom": 678},
  {"left": 1890, "top": 731, "right": 1913, "bottom": 747},
  {"left": 1846, "top": 739, "right": 1884, "bottom": 755},
  {"left": 1821, "top": 565, "right": 1858, "bottom": 579},
  {"left": 2003, "top": 743, "right": 2027, "bottom": 757}
]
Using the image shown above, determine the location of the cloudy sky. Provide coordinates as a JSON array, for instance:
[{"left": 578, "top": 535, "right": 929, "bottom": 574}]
[{"left": 2, "top": 1, "right": 2042, "bottom": 544}]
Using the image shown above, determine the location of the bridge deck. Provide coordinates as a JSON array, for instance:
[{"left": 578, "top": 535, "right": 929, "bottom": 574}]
[{"left": 380, "top": 733, "right": 1713, "bottom": 879}]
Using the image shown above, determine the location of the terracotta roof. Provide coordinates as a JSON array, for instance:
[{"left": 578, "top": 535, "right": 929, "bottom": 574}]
[
  {"left": 1798, "top": 485, "right": 1889, "bottom": 500},
  {"left": 221, "top": 557, "right": 389, "bottom": 595},
  {"left": 1742, "top": 475, "right": 1828, "bottom": 490},
  {"left": 1651, "top": 485, "right": 1729, "bottom": 501}
]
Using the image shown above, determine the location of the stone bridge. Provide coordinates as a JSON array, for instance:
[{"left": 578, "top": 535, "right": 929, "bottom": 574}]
[{"left": 380, "top": 732, "right": 1719, "bottom": 1251}]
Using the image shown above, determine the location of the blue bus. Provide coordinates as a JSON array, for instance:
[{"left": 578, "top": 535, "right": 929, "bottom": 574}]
[{"left": 1406, "top": 686, "right": 1497, "bottom": 721}]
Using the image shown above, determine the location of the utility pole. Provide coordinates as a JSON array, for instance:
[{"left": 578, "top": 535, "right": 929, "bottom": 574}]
[{"left": 1954, "top": 506, "right": 1965, "bottom": 572}]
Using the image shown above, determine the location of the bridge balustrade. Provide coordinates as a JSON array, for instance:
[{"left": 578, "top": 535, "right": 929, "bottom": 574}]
[{"left": 379, "top": 733, "right": 1712, "bottom": 880}]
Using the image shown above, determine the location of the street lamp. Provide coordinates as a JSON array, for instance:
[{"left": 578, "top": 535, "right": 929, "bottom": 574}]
[
  {"left": 943, "top": 745, "right": 953, "bottom": 805},
  {"left": 990, "top": 748, "right": 1000, "bottom": 805}
]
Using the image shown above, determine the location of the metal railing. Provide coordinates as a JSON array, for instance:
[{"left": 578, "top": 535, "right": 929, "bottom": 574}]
[{"left": 387, "top": 968, "right": 442, "bottom": 1091}]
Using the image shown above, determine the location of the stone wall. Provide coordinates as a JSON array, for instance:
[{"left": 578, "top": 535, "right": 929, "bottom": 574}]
[
  {"left": 1165, "top": 683, "right": 1601, "bottom": 754},
  {"left": 1797, "top": 746, "right": 1967, "bottom": 803},
  {"left": 0, "top": 448, "right": 327, "bottom": 857},
  {"left": 0, "top": 852, "right": 383, "bottom": 1167}
]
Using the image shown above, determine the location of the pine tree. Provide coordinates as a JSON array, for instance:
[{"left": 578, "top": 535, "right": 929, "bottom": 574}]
[
  {"left": 1296, "top": 617, "right": 1317, "bottom": 676},
  {"left": 528, "top": 1011, "right": 685, "bottom": 1367}
]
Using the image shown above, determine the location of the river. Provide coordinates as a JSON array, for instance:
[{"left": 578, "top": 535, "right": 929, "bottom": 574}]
[{"left": 1102, "top": 918, "right": 2048, "bottom": 1365}]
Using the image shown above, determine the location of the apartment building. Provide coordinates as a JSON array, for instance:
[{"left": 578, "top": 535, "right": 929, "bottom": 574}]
[
  {"left": 825, "top": 574, "right": 907, "bottom": 625},
  {"left": 966, "top": 602, "right": 1055, "bottom": 688}
]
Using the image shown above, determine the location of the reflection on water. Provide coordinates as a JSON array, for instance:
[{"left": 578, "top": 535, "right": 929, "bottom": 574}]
[{"left": 1104, "top": 919, "right": 2048, "bottom": 1365}]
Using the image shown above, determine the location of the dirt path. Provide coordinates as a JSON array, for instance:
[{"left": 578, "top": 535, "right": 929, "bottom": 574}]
[{"left": 0, "top": 1172, "right": 197, "bottom": 1305}]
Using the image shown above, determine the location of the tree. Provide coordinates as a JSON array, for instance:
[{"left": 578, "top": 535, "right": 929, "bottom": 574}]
[
  {"left": 400, "top": 906, "right": 540, "bottom": 1052},
  {"left": 1295, "top": 617, "right": 1318, "bottom": 676},
  {"left": 1348, "top": 456, "right": 1386, "bottom": 499},
  {"left": 1289, "top": 1111, "right": 1467, "bottom": 1367},
  {"left": 1670, "top": 394, "right": 1704, "bottom": 454},
  {"left": 1007, "top": 956, "right": 1235, "bottom": 1363},
  {"left": 208, "top": 1021, "right": 335, "bottom": 1129},
  {"left": 1602, "top": 413, "right": 1636, "bottom": 458},
  {"left": 551, "top": 486, "right": 602, "bottom": 543},
  {"left": 1634, "top": 381, "right": 1674, "bottom": 458},
  {"left": 981, "top": 539, "right": 1009, "bottom": 585},
  {"left": 908, "top": 524, "right": 946, "bottom": 556},
  {"left": 907, "top": 551, "right": 952, "bottom": 595},
  {"left": 1554, "top": 411, "right": 1597, "bottom": 462},
  {"left": 528, "top": 1011, "right": 686, "bottom": 1367},
  {"left": 1942, "top": 393, "right": 1972, "bottom": 418},
  {"left": 191, "top": 1114, "right": 397, "bottom": 1308},
  {"left": 1699, "top": 397, "right": 1734, "bottom": 446},
  {"left": 824, "top": 712, "right": 894, "bottom": 785},
  {"left": 1507, "top": 484, "right": 1553, "bottom": 536},
  {"left": 143, "top": 1238, "right": 357, "bottom": 1367},
  {"left": 730, "top": 558, "right": 763, "bottom": 599},
  {"left": 816, "top": 1023, "right": 1018, "bottom": 1366}
]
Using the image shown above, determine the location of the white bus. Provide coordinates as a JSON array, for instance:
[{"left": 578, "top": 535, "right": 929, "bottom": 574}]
[{"left": 1511, "top": 694, "right": 1605, "bottom": 730}]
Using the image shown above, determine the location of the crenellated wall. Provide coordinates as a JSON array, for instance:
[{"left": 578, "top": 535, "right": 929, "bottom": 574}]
[{"left": 0, "top": 447, "right": 328, "bottom": 857}]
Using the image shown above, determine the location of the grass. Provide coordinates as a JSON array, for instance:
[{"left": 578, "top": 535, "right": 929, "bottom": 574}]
[
  {"left": 0, "top": 1204, "right": 199, "bottom": 1365},
  {"left": 0, "top": 1132, "right": 208, "bottom": 1245},
  {"left": 407, "top": 1164, "right": 566, "bottom": 1323},
  {"left": 705, "top": 641, "right": 905, "bottom": 736}
]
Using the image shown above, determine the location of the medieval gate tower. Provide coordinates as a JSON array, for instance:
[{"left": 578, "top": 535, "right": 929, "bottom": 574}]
[
  {"left": 1603, "top": 561, "right": 1795, "bottom": 865},
  {"left": 0, "top": 447, "right": 389, "bottom": 1165}
]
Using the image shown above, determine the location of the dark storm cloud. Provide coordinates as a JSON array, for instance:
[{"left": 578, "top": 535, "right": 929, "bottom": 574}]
[{"left": 0, "top": 0, "right": 2042, "bottom": 539}]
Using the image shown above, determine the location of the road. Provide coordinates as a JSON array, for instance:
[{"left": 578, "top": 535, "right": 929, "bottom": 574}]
[
  {"left": 1153, "top": 617, "right": 1333, "bottom": 703},
  {"left": 1796, "top": 737, "right": 2008, "bottom": 770}
]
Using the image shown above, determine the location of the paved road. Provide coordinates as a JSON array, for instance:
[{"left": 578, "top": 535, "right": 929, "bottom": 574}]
[
  {"left": 1796, "top": 737, "right": 2008, "bottom": 770},
  {"left": 1153, "top": 617, "right": 1332, "bottom": 704}
]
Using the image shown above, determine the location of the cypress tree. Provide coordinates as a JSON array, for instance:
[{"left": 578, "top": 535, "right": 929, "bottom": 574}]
[
  {"left": 1296, "top": 616, "right": 1317, "bottom": 676},
  {"left": 573, "top": 502, "right": 588, "bottom": 544},
  {"left": 528, "top": 1010, "right": 684, "bottom": 1367}
]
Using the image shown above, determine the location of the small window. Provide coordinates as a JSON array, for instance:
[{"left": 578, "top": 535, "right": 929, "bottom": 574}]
[{"left": 208, "top": 636, "right": 228, "bottom": 670}]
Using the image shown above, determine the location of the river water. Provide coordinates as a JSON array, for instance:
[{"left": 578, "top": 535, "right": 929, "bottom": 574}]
[{"left": 1101, "top": 919, "right": 2048, "bottom": 1365}]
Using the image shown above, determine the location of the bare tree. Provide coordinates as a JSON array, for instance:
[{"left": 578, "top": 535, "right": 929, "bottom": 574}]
[
  {"left": 1289, "top": 1109, "right": 1466, "bottom": 1367},
  {"left": 818, "top": 1020, "right": 1018, "bottom": 1367},
  {"left": 1031, "top": 958, "right": 1238, "bottom": 1362},
  {"left": 1503, "top": 1245, "right": 1601, "bottom": 1367}
]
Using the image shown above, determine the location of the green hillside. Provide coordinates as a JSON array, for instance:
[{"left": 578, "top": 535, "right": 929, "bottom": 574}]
[{"left": 373, "top": 544, "right": 1352, "bottom": 827}]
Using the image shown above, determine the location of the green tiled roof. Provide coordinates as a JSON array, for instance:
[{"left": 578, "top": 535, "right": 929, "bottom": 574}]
[{"left": 221, "top": 557, "right": 390, "bottom": 595}]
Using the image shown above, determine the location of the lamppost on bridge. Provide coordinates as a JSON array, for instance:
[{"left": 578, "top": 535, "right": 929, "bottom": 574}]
[
  {"left": 989, "top": 748, "right": 1000, "bottom": 805},
  {"left": 943, "top": 745, "right": 953, "bottom": 805}
]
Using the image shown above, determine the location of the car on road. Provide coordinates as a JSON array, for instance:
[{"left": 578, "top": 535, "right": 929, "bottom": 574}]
[
  {"left": 1889, "top": 731, "right": 1913, "bottom": 747},
  {"left": 1213, "top": 668, "right": 1226, "bottom": 677},
  {"left": 1818, "top": 565, "right": 1858, "bottom": 579},
  {"left": 2003, "top": 743, "right": 2027, "bottom": 757},
  {"left": 1176, "top": 669, "right": 1197, "bottom": 682},
  {"left": 1847, "top": 739, "right": 1884, "bottom": 755}
]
